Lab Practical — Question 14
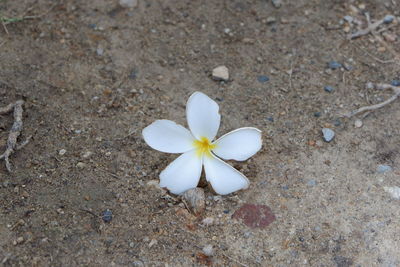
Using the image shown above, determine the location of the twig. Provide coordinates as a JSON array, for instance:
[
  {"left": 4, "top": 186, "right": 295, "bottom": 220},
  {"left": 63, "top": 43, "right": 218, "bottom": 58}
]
[
  {"left": 0, "top": 100, "right": 29, "bottom": 172},
  {"left": 344, "top": 84, "right": 400, "bottom": 118},
  {"left": 348, "top": 14, "right": 385, "bottom": 39}
]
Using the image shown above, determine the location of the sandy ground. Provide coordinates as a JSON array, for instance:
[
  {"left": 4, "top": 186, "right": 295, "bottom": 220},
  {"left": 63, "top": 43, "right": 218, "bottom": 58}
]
[{"left": 1, "top": 0, "right": 400, "bottom": 266}]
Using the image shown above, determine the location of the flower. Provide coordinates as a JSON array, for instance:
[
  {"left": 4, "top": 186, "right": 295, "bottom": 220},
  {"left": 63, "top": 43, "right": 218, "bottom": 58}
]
[{"left": 142, "top": 92, "right": 262, "bottom": 195}]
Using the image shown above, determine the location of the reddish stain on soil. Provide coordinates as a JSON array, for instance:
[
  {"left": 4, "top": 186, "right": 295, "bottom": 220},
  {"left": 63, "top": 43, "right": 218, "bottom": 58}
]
[{"left": 232, "top": 204, "right": 276, "bottom": 229}]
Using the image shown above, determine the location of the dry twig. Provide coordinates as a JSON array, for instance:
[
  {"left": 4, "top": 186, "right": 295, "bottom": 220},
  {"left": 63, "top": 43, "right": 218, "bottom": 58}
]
[
  {"left": 348, "top": 14, "right": 386, "bottom": 39},
  {"left": 344, "top": 84, "right": 400, "bottom": 118},
  {"left": 0, "top": 100, "right": 30, "bottom": 172}
]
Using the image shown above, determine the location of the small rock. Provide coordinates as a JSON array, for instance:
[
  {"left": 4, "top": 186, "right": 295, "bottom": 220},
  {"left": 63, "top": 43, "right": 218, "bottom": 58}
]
[
  {"left": 257, "top": 75, "right": 270, "bottom": 83},
  {"left": 148, "top": 239, "right": 157, "bottom": 248},
  {"left": 59, "top": 149, "right": 67, "bottom": 156},
  {"left": 343, "top": 15, "right": 353, "bottom": 23},
  {"left": 266, "top": 116, "right": 274, "bottom": 122},
  {"left": 324, "top": 85, "right": 334, "bottom": 93},
  {"left": 354, "top": 119, "right": 363, "bottom": 128},
  {"left": 377, "top": 164, "right": 392, "bottom": 173},
  {"left": 212, "top": 66, "right": 229, "bottom": 81},
  {"left": 201, "top": 217, "right": 214, "bottom": 226},
  {"left": 343, "top": 62, "right": 353, "bottom": 71},
  {"left": 328, "top": 61, "right": 342, "bottom": 70},
  {"left": 82, "top": 151, "right": 93, "bottom": 159},
  {"left": 322, "top": 128, "right": 335, "bottom": 142},
  {"left": 101, "top": 209, "right": 113, "bottom": 223},
  {"left": 333, "top": 118, "right": 342, "bottom": 127},
  {"left": 391, "top": 80, "right": 400, "bottom": 86},
  {"left": 96, "top": 47, "right": 104, "bottom": 56},
  {"left": 202, "top": 244, "right": 214, "bottom": 256},
  {"left": 271, "top": 0, "right": 282, "bottom": 8},
  {"left": 314, "top": 112, "right": 321, "bottom": 118},
  {"left": 119, "top": 0, "right": 138, "bottom": 8},
  {"left": 232, "top": 204, "right": 276, "bottom": 229},
  {"left": 266, "top": 16, "right": 277, "bottom": 24},
  {"left": 15, "top": 236, "right": 24, "bottom": 245},
  {"left": 383, "top": 15, "right": 395, "bottom": 24},
  {"left": 383, "top": 186, "right": 400, "bottom": 199},
  {"left": 183, "top": 188, "right": 205, "bottom": 216},
  {"left": 76, "top": 162, "right": 86, "bottom": 169},
  {"left": 366, "top": 82, "right": 374, "bottom": 89},
  {"left": 307, "top": 180, "right": 317, "bottom": 186}
]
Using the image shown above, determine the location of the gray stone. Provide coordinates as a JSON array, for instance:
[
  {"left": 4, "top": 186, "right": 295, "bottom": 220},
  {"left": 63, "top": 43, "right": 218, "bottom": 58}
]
[
  {"left": 322, "top": 128, "right": 335, "bottom": 142},
  {"left": 377, "top": 164, "right": 392, "bottom": 173}
]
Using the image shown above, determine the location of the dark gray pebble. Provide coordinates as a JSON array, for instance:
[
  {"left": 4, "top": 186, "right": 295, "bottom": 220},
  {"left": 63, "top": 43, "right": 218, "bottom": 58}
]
[
  {"left": 391, "top": 80, "right": 400, "bottom": 86},
  {"left": 328, "top": 61, "right": 342, "bottom": 70},
  {"left": 383, "top": 15, "right": 395, "bottom": 24},
  {"left": 257, "top": 75, "right": 270, "bottom": 83},
  {"left": 102, "top": 209, "right": 113, "bottom": 223},
  {"left": 324, "top": 86, "right": 334, "bottom": 93}
]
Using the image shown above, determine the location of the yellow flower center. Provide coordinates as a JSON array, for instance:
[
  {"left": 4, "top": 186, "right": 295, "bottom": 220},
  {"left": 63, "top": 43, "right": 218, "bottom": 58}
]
[{"left": 193, "top": 137, "right": 216, "bottom": 158}]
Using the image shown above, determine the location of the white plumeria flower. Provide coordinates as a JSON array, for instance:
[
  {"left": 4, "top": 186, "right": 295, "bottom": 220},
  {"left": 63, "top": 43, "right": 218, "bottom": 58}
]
[{"left": 142, "top": 92, "right": 262, "bottom": 195}]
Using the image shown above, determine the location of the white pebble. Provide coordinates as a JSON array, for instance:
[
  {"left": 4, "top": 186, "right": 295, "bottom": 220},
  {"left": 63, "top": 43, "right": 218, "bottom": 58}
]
[
  {"left": 59, "top": 149, "right": 67, "bottom": 156},
  {"left": 384, "top": 186, "right": 400, "bottom": 199},
  {"left": 322, "top": 128, "right": 335, "bottom": 142},
  {"left": 212, "top": 66, "right": 229, "bottom": 81},
  {"left": 354, "top": 119, "right": 363, "bottom": 128},
  {"left": 119, "top": 0, "right": 138, "bottom": 8},
  {"left": 201, "top": 217, "right": 214, "bottom": 226},
  {"left": 202, "top": 244, "right": 214, "bottom": 256}
]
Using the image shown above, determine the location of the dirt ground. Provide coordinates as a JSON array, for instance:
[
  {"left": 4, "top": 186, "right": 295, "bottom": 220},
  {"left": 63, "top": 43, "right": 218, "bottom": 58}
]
[{"left": 1, "top": 0, "right": 400, "bottom": 266}]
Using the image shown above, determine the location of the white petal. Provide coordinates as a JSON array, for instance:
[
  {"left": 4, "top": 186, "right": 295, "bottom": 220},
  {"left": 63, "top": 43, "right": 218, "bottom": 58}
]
[
  {"left": 212, "top": 127, "right": 262, "bottom": 161},
  {"left": 203, "top": 154, "right": 249, "bottom": 195},
  {"left": 142, "top": 120, "right": 195, "bottom": 153},
  {"left": 159, "top": 150, "right": 202, "bottom": 195},
  {"left": 186, "top": 92, "right": 221, "bottom": 141}
]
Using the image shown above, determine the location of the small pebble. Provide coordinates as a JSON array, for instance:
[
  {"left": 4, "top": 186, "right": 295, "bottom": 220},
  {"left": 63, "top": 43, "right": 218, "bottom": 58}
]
[
  {"left": 96, "top": 47, "right": 104, "bottom": 56},
  {"left": 343, "top": 63, "right": 353, "bottom": 71},
  {"left": 266, "top": 117, "right": 274, "bottom": 122},
  {"left": 383, "top": 15, "right": 395, "bottom": 24},
  {"left": 119, "top": 0, "right": 138, "bottom": 8},
  {"left": 271, "top": 0, "right": 282, "bottom": 8},
  {"left": 148, "top": 239, "right": 157, "bottom": 248},
  {"left": 307, "top": 180, "right": 317, "bottom": 186},
  {"left": 183, "top": 188, "right": 205, "bottom": 216},
  {"left": 82, "top": 151, "right": 93, "bottom": 159},
  {"left": 202, "top": 244, "right": 214, "bottom": 256},
  {"left": 354, "top": 119, "right": 363, "bottom": 128},
  {"left": 328, "top": 61, "right": 342, "bottom": 70},
  {"left": 257, "top": 75, "right": 270, "bottom": 83},
  {"left": 76, "top": 162, "right": 86, "bottom": 169},
  {"left": 391, "top": 80, "right": 400, "bottom": 86},
  {"left": 377, "top": 164, "right": 392, "bottom": 173},
  {"left": 201, "top": 217, "right": 214, "bottom": 226},
  {"left": 59, "top": 149, "right": 67, "bottom": 156},
  {"left": 366, "top": 82, "right": 374, "bottom": 89},
  {"left": 212, "top": 66, "right": 229, "bottom": 81},
  {"left": 102, "top": 209, "right": 113, "bottom": 223},
  {"left": 344, "top": 15, "right": 353, "bottom": 23},
  {"left": 322, "top": 128, "right": 335, "bottom": 142},
  {"left": 324, "top": 85, "right": 334, "bottom": 93},
  {"left": 313, "top": 112, "right": 321, "bottom": 118},
  {"left": 333, "top": 118, "right": 342, "bottom": 127},
  {"left": 383, "top": 186, "right": 400, "bottom": 199}
]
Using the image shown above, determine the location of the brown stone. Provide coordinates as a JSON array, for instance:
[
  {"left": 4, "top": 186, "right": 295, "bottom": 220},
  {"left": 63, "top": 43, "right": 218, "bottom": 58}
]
[{"left": 232, "top": 204, "right": 276, "bottom": 229}]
